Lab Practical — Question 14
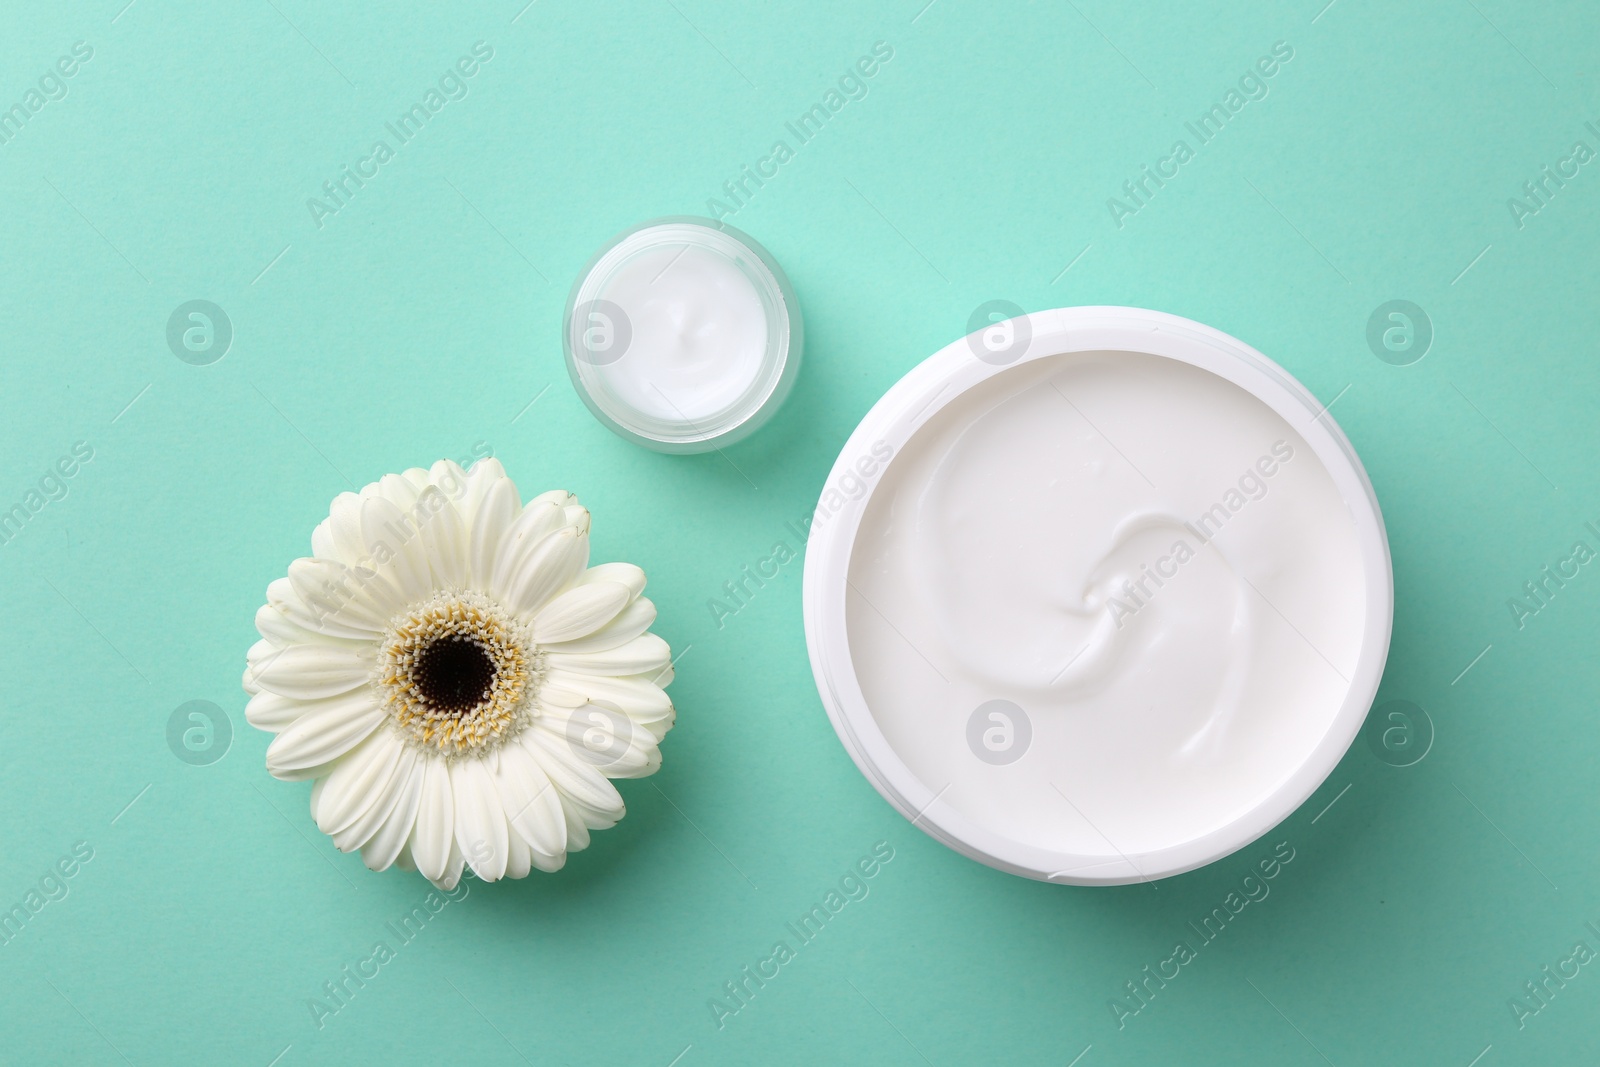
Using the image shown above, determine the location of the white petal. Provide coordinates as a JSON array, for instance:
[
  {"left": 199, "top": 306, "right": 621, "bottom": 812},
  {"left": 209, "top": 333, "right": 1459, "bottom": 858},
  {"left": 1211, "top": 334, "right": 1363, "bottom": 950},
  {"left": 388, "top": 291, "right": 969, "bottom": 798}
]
[
  {"left": 361, "top": 761, "right": 424, "bottom": 871},
  {"left": 311, "top": 517, "right": 337, "bottom": 560},
  {"left": 468, "top": 456, "right": 508, "bottom": 484},
  {"left": 531, "top": 581, "right": 631, "bottom": 644},
  {"left": 361, "top": 496, "right": 431, "bottom": 600},
  {"left": 287, "top": 558, "right": 393, "bottom": 633},
  {"left": 245, "top": 691, "right": 309, "bottom": 732},
  {"left": 504, "top": 819, "right": 532, "bottom": 879},
  {"left": 562, "top": 504, "right": 591, "bottom": 535},
  {"left": 530, "top": 847, "right": 567, "bottom": 873},
  {"left": 576, "top": 562, "right": 646, "bottom": 599},
  {"left": 619, "top": 747, "right": 662, "bottom": 779},
  {"left": 364, "top": 767, "right": 425, "bottom": 876},
  {"left": 243, "top": 639, "right": 288, "bottom": 697},
  {"left": 500, "top": 527, "right": 586, "bottom": 617},
  {"left": 265, "top": 691, "right": 386, "bottom": 776},
  {"left": 541, "top": 597, "right": 657, "bottom": 655},
  {"left": 410, "top": 758, "right": 455, "bottom": 883},
  {"left": 416, "top": 490, "right": 468, "bottom": 589},
  {"left": 494, "top": 741, "right": 568, "bottom": 859},
  {"left": 434, "top": 837, "right": 467, "bottom": 891},
  {"left": 527, "top": 489, "right": 575, "bottom": 508},
  {"left": 377, "top": 471, "right": 421, "bottom": 512},
  {"left": 468, "top": 476, "right": 519, "bottom": 587},
  {"left": 255, "top": 603, "right": 340, "bottom": 649},
  {"left": 353, "top": 569, "right": 409, "bottom": 619},
  {"left": 246, "top": 637, "right": 277, "bottom": 673},
  {"left": 564, "top": 792, "right": 624, "bottom": 831},
  {"left": 253, "top": 642, "right": 374, "bottom": 700},
  {"left": 334, "top": 745, "right": 418, "bottom": 853},
  {"left": 266, "top": 577, "right": 372, "bottom": 642},
  {"left": 427, "top": 460, "right": 474, "bottom": 517},
  {"left": 488, "top": 501, "right": 564, "bottom": 594},
  {"left": 456, "top": 458, "right": 508, "bottom": 531},
  {"left": 271, "top": 757, "right": 341, "bottom": 784},
  {"left": 640, "top": 715, "right": 674, "bottom": 745},
  {"left": 538, "top": 670, "right": 673, "bottom": 720},
  {"left": 429, "top": 458, "right": 468, "bottom": 491},
  {"left": 544, "top": 633, "right": 671, "bottom": 678},
  {"left": 564, "top": 804, "right": 592, "bottom": 852},
  {"left": 531, "top": 704, "right": 662, "bottom": 779},
  {"left": 452, "top": 758, "right": 509, "bottom": 881},
  {"left": 521, "top": 727, "right": 625, "bottom": 815},
  {"left": 325, "top": 492, "right": 370, "bottom": 567},
  {"left": 315, "top": 730, "right": 405, "bottom": 835}
]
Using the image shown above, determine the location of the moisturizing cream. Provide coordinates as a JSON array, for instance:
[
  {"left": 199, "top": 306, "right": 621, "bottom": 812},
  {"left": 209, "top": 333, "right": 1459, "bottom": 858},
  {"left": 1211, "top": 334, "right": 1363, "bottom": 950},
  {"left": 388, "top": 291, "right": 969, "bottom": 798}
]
[
  {"left": 564, "top": 218, "right": 801, "bottom": 452},
  {"left": 804, "top": 308, "right": 1391, "bottom": 884}
]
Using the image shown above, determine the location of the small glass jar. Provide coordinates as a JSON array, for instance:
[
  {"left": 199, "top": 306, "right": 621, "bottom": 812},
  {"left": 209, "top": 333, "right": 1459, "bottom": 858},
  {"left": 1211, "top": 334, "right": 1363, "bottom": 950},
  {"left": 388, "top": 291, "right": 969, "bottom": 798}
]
[{"left": 563, "top": 217, "right": 802, "bottom": 453}]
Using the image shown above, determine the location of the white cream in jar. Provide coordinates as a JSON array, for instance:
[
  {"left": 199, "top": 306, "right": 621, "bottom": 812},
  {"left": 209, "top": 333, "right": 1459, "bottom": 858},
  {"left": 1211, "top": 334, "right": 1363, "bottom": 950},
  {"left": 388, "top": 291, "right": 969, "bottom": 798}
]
[
  {"left": 563, "top": 218, "right": 801, "bottom": 453},
  {"left": 804, "top": 308, "right": 1392, "bottom": 883},
  {"left": 588, "top": 240, "right": 770, "bottom": 423}
]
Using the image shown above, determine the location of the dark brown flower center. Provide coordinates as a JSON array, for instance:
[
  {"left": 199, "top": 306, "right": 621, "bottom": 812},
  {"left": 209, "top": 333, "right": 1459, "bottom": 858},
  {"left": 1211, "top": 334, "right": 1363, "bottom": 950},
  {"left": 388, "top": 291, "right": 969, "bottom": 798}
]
[
  {"left": 411, "top": 635, "right": 497, "bottom": 717},
  {"left": 377, "top": 592, "right": 534, "bottom": 754}
]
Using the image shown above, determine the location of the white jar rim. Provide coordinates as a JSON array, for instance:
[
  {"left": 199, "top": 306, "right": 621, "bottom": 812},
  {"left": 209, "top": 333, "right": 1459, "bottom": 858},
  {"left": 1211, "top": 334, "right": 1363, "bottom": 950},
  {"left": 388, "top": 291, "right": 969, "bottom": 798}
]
[{"left": 802, "top": 306, "right": 1393, "bottom": 884}]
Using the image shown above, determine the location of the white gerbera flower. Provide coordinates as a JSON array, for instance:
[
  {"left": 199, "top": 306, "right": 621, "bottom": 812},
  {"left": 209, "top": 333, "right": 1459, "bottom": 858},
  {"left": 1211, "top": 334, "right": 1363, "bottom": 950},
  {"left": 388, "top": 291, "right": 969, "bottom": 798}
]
[{"left": 242, "top": 459, "right": 673, "bottom": 889}]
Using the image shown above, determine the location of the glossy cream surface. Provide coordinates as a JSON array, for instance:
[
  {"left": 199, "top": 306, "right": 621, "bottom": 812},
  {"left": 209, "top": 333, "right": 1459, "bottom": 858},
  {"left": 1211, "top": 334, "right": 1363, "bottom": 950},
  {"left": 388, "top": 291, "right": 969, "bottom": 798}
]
[
  {"left": 588, "top": 231, "right": 769, "bottom": 424},
  {"left": 846, "top": 350, "right": 1366, "bottom": 857}
]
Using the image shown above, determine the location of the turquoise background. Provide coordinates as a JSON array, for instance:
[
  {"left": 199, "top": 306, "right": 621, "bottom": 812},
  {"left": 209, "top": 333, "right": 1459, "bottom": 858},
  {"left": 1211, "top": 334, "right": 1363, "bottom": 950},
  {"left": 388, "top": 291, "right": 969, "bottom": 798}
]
[{"left": 2, "top": 0, "right": 1598, "bottom": 1063}]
